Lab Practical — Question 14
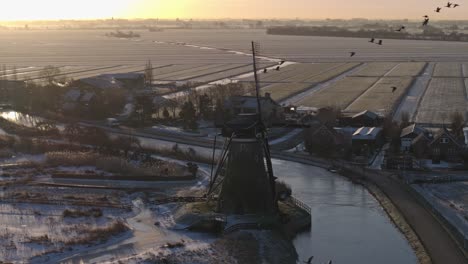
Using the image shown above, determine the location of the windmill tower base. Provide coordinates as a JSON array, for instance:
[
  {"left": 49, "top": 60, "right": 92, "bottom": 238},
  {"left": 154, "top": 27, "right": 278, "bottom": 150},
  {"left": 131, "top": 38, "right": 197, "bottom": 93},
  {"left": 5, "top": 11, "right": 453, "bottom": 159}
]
[{"left": 217, "top": 139, "right": 277, "bottom": 215}]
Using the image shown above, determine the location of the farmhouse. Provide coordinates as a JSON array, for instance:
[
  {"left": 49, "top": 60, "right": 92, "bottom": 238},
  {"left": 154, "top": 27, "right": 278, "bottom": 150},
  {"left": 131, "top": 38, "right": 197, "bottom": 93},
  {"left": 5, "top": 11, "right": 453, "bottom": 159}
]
[
  {"left": 100, "top": 73, "right": 146, "bottom": 90},
  {"left": 351, "top": 127, "right": 383, "bottom": 155},
  {"left": 62, "top": 88, "right": 97, "bottom": 112},
  {"left": 428, "top": 127, "right": 464, "bottom": 163},
  {"left": 75, "top": 73, "right": 146, "bottom": 90},
  {"left": 224, "top": 93, "right": 283, "bottom": 125},
  {"left": 304, "top": 123, "right": 351, "bottom": 156},
  {"left": 340, "top": 110, "right": 383, "bottom": 127},
  {"left": 400, "top": 124, "right": 429, "bottom": 152}
]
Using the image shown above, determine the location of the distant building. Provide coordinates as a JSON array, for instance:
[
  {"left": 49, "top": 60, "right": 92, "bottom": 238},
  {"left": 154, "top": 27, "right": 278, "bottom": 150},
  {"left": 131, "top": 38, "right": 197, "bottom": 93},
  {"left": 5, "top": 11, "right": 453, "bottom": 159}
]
[
  {"left": 75, "top": 73, "right": 145, "bottom": 90},
  {"left": 101, "top": 73, "right": 145, "bottom": 89},
  {"left": 400, "top": 124, "right": 429, "bottom": 152},
  {"left": 340, "top": 110, "right": 383, "bottom": 127},
  {"left": 224, "top": 93, "right": 283, "bottom": 125},
  {"left": 351, "top": 127, "right": 384, "bottom": 155},
  {"left": 62, "top": 88, "right": 97, "bottom": 112},
  {"left": 77, "top": 76, "right": 123, "bottom": 90},
  {"left": 428, "top": 127, "right": 463, "bottom": 163}
]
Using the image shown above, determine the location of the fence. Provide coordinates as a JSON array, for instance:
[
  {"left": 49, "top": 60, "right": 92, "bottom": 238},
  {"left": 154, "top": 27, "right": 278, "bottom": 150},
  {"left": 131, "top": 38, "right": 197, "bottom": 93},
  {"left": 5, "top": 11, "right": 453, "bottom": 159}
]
[
  {"left": 288, "top": 196, "right": 311, "bottom": 215},
  {"left": 153, "top": 196, "right": 208, "bottom": 205},
  {"left": 223, "top": 223, "right": 262, "bottom": 234}
]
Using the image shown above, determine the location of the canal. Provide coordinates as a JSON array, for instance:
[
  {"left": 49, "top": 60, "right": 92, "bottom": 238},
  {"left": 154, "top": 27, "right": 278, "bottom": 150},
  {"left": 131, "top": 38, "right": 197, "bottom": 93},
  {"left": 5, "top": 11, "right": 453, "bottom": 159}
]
[{"left": 1, "top": 110, "right": 417, "bottom": 263}]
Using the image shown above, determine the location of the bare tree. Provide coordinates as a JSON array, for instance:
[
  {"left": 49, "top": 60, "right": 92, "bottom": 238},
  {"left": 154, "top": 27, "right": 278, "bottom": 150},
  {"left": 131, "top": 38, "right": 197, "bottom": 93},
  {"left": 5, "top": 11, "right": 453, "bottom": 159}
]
[
  {"left": 450, "top": 111, "right": 465, "bottom": 137},
  {"left": 38, "top": 65, "right": 61, "bottom": 86},
  {"left": 400, "top": 111, "right": 410, "bottom": 128},
  {"left": 144, "top": 60, "right": 153, "bottom": 86},
  {"left": 12, "top": 66, "right": 17, "bottom": 82}
]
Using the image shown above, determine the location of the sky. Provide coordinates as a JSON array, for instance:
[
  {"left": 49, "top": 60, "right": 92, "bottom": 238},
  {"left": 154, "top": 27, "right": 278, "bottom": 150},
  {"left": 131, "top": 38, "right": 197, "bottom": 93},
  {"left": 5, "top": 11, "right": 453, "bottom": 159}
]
[{"left": 0, "top": 0, "right": 466, "bottom": 21}]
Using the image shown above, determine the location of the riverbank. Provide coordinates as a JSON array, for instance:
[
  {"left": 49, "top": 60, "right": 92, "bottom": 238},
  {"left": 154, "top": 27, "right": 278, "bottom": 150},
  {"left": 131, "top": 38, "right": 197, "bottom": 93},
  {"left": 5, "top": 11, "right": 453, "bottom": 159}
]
[
  {"left": 339, "top": 167, "right": 431, "bottom": 264},
  {"left": 273, "top": 151, "right": 466, "bottom": 263},
  {"left": 339, "top": 164, "right": 467, "bottom": 264}
]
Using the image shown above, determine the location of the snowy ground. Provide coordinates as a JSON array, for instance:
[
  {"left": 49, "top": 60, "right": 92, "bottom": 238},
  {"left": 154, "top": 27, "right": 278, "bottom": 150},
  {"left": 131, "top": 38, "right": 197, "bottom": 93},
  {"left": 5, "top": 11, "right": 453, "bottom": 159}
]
[
  {"left": 413, "top": 182, "right": 468, "bottom": 240},
  {"left": 0, "top": 150, "right": 228, "bottom": 263}
]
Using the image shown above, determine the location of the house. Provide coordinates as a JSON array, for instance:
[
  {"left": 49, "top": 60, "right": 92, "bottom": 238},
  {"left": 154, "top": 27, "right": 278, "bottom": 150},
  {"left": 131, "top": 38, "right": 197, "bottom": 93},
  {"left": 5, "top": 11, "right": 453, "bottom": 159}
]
[
  {"left": 62, "top": 88, "right": 97, "bottom": 112},
  {"left": 400, "top": 124, "right": 429, "bottom": 152},
  {"left": 351, "top": 127, "right": 383, "bottom": 155},
  {"left": 428, "top": 127, "right": 464, "bottom": 163},
  {"left": 304, "top": 123, "right": 351, "bottom": 156},
  {"left": 0, "top": 80, "right": 26, "bottom": 102},
  {"left": 224, "top": 93, "right": 283, "bottom": 125},
  {"left": 412, "top": 133, "right": 432, "bottom": 159},
  {"left": 75, "top": 73, "right": 146, "bottom": 91},
  {"left": 100, "top": 73, "right": 146, "bottom": 90},
  {"left": 340, "top": 110, "right": 383, "bottom": 127},
  {"left": 77, "top": 76, "right": 123, "bottom": 90}
]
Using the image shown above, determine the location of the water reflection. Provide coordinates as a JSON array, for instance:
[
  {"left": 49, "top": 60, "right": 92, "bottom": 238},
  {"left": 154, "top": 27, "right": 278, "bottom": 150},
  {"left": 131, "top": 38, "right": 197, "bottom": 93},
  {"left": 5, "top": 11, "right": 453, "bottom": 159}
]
[
  {"left": 0, "top": 111, "right": 45, "bottom": 128},
  {"left": 272, "top": 159, "right": 417, "bottom": 264}
]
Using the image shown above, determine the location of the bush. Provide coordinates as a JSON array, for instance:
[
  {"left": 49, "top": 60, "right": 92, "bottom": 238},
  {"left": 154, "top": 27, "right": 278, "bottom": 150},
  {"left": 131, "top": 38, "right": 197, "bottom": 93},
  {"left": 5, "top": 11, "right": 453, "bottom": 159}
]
[
  {"left": 276, "top": 181, "right": 292, "bottom": 200},
  {"left": 62, "top": 208, "right": 103, "bottom": 218},
  {"left": 64, "top": 220, "right": 128, "bottom": 246}
]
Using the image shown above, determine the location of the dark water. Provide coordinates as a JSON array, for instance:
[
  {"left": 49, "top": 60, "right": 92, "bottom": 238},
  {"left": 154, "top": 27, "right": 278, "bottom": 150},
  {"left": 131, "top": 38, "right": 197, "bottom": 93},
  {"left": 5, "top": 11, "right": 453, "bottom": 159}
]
[{"left": 272, "top": 159, "right": 417, "bottom": 264}]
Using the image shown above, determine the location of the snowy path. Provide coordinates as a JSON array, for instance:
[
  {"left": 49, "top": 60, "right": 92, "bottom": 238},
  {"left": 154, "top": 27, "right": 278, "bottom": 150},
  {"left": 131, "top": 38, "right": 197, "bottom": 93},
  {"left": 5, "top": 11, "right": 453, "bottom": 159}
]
[{"left": 393, "top": 62, "right": 434, "bottom": 122}]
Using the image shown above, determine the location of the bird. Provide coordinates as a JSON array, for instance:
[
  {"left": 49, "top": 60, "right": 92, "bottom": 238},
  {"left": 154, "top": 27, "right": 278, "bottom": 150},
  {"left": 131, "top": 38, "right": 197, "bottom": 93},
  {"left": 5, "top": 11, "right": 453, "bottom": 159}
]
[
  {"left": 435, "top": 7, "right": 442, "bottom": 12},
  {"left": 454, "top": 3, "right": 460, "bottom": 7},
  {"left": 263, "top": 68, "right": 268, "bottom": 73},
  {"left": 349, "top": 52, "right": 356, "bottom": 57},
  {"left": 395, "top": 26, "right": 406, "bottom": 32},
  {"left": 369, "top": 37, "right": 375, "bottom": 43},
  {"left": 327, "top": 261, "right": 332, "bottom": 264},
  {"left": 446, "top": 2, "right": 453, "bottom": 8},
  {"left": 279, "top": 60, "right": 286, "bottom": 65},
  {"left": 377, "top": 40, "right": 383, "bottom": 45},
  {"left": 303, "top": 256, "right": 314, "bottom": 264},
  {"left": 422, "top": 18, "right": 430, "bottom": 26},
  {"left": 276, "top": 66, "right": 280, "bottom": 71},
  {"left": 391, "top": 86, "right": 397, "bottom": 93}
]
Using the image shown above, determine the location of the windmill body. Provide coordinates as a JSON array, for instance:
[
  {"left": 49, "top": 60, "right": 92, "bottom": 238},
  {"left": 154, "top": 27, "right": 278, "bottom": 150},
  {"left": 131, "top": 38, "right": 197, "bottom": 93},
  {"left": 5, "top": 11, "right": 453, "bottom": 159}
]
[{"left": 217, "top": 114, "right": 277, "bottom": 214}]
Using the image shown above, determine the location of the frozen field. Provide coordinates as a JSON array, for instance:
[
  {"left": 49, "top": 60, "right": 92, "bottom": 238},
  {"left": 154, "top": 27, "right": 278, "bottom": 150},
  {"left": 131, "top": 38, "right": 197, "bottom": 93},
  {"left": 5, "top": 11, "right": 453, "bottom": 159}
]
[{"left": 0, "top": 29, "right": 467, "bottom": 124}]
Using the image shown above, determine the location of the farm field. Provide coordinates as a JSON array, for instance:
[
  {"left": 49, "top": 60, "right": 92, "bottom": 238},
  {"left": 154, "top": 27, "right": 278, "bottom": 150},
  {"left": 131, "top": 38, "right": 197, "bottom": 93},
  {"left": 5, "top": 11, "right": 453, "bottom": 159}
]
[
  {"left": 260, "top": 82, "right": 314, "bottom": 101},
  {"left": 296, "top": 77, "right": 379, "bottom": 109},
  {"left": 345, "top": 77, "right": 414, "bottom": 114},
  {"left": 385, "top": 62, "right": 427, "bottom": 77},
  {"left": 433, "top": 62, "right": 463, "bottom": 77},
  {"left": 415, "top": 78, "right": 466, "bottom": 125},
  {"left": 243, "top": 63, "right": 360, "bottom": 102},
  {"left": 350, "top": 62, "right": 399, "bottom": 77},
  {"left": 463, "top": 63, "right": 468, "bottom": 77}
]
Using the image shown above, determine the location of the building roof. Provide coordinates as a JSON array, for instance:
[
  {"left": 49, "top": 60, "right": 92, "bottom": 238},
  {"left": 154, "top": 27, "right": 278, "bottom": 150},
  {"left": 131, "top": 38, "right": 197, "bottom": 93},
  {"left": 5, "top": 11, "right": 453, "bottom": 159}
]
[
  {"left": 352, "top": 110, "right": 380, "bottom": 120},
  {"left": 228, "top": 95, "right": 280, "bottom": 109},
  {"left": 401, "top": 124, "right": 428, "bottom": 138},
  {"left": 79, "top": 76, "right": 123, "bottom": 89},
  {"left": 412, "top": 133, "right": 431, "bottom": 145},
  {"left": 429, "top": 127, "right": 463, "bottom": 147},
  {"left": 352, "top": 127, "right": 382, "bottom": 140},
  {"left": 63, "top": 89, "right": 81, "bottom": 102},
  {"left": 80, "top": 92, "right": 96, "bottom": 102},
  {"left": 101, "top": 73, "right": 145, "bottom": 80}
]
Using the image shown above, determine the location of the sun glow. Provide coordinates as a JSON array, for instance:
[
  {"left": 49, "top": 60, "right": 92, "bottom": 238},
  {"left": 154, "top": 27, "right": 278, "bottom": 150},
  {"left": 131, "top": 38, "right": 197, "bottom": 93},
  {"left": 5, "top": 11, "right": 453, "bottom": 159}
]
[{"left": 0, "top": 0, "right": 136, "bottom": 21}]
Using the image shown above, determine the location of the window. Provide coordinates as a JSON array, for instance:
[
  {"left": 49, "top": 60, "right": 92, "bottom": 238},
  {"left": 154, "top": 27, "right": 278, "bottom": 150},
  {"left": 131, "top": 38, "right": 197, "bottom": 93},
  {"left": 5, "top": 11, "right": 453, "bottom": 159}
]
[{"left": 440, "top": 138, "right": 449, "bottom": 144}]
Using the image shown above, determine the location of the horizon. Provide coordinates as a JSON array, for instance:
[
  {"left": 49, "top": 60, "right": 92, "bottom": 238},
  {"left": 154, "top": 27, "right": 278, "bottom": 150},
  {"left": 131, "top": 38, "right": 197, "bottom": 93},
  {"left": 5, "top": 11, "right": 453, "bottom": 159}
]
[{"left": 0, "top": 0, "right": 467, "bottom": 21}]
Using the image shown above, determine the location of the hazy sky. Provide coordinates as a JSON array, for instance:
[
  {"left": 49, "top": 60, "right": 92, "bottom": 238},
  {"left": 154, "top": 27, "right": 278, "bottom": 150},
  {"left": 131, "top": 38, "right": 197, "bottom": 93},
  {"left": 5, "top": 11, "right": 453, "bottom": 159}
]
[{"left": 0, "top": 0, "right": 466, "bottom": 20}]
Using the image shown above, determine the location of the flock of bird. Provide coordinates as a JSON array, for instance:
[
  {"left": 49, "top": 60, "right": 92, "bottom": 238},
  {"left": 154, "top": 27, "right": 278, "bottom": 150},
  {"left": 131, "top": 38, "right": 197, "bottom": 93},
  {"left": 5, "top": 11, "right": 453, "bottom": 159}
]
[{"left": 349, "top": 1, "right": 462, "bottom": 57}]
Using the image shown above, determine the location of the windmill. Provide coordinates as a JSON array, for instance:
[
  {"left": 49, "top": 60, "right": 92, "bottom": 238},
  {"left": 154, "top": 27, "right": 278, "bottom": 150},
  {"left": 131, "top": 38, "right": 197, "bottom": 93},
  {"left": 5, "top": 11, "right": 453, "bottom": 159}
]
[{"left": 206, "top": 42, "right": 278, "bottom": 215}]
